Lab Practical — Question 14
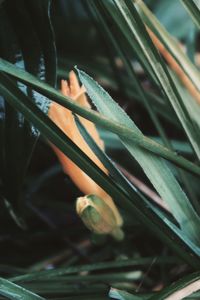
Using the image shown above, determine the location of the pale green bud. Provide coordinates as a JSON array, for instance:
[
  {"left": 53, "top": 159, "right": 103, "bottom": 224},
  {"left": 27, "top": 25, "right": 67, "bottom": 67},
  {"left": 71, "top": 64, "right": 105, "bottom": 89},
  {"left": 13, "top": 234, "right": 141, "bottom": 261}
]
[{"left": 76, "top": 194, "right": 124, "bottom": 241}]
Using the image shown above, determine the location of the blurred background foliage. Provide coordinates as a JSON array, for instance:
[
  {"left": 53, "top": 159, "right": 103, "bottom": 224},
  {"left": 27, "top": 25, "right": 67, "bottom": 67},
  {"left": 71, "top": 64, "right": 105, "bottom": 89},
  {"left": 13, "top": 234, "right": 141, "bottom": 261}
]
[{"left": 0, "top": 0, "right": 200, "bottom": 299}]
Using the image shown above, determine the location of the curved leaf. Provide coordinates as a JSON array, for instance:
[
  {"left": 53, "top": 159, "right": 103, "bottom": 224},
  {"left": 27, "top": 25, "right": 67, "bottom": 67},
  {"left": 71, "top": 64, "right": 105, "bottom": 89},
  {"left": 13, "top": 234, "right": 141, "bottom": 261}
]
[
  {"left": 77, "top": 68, "right": 200, "bottom": 246},
  {"left": 0, "top": 277, "right": 45, "bottom": 300},
  {"left": 0, "top": 59, "right": 199, "bottom": 177},
  {"left": 0, "top": 73, "right": 200, "bottom": 268}
]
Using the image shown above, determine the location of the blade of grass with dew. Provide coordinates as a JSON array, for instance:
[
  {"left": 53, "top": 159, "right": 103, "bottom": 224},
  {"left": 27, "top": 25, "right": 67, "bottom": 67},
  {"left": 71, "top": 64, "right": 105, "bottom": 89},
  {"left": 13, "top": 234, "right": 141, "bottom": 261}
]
[
  {"left": 0, "top": 59, "right": 199, "bottom": 176},
  {"left": 58, "top": 56, "right": 178, "bottom": 126},
  {"left": 90, "top": 4, "right": 190, "bottom": 205},
  {"left": 0, "top": 277, "right": 45, "bottom": 300},
  {"left": 90, "top": 1, "right": 197, "bottom": 203},
  {"left": 0, "top": 73, "right": 133, "bottom": 220},
  {"left": 101, "top": 0, "right": 200, "bottom": 159},
  {"left": 180, "top": 0, "right": 200, "bottom": 29},
  {"left": 77, "top": 68, "right": 200, "bottom": 246},
  {"left": 1, "top": 73, "right": 200, "bottom": 268},
  {"left": 58, "top": 53, "right": 178, "bottom": 125},
  {"left": 0, "top": 59, "right": 190, "bottom": 170}
]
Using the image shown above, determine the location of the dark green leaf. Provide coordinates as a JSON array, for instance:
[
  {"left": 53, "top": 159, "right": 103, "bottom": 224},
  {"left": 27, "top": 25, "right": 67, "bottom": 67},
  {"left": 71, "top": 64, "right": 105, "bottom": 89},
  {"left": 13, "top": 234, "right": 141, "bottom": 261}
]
[
  {"left": 102, "top": 0, "right": 200, "bottom": 159},
  {"left": 0, "top": 0, "right": 56, "bottom": 215},
  {"left": 10, "top": 256, "right": 178, "bottom": 283},
  {"left": 77, "top": 67, "right": 200, "bottom": 245},
  {"left": 0, "top": 72, "right": 200, "bottom": 268},
  {"left": 0, "top": 277, "right": 45, "bottom": 300},
  {"left": 0, "top": 59, "right": 199, "bottom": 177}
]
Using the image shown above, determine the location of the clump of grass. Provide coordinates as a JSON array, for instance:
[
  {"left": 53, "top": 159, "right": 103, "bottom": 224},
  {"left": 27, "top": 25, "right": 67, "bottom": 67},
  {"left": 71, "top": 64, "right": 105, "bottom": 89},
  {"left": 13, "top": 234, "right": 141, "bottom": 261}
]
[{"left": 0, "top": 0, "right": 200, "bottom": 299}]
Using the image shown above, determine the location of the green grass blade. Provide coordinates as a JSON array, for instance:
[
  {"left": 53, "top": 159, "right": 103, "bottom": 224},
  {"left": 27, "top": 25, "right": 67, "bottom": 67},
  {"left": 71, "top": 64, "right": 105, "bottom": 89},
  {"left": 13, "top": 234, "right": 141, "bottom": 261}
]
[
  {"left": 58, "top": 56, "right": 177, "bottom": 125},
  {"left": 95, "top": 0, "right": 157, "bottom": 83},
  {"left": 76, "top": 115, "right": 170, "bottom": 211},
  {"left": 0, "top": 72, "right": 200, "bottom": 268},
  {"left": 0, "top": 73, "right": 130, "bottom": 216},
  {"left": 77, "top": 68, "right": 200, "bottom": 245},
  {"left": 75, "top": 115, "right": 148, "bottom": 203},
  {"left": 170, "top": 70, "right": 200, "bottom": 131},
  {"left": 134, "top": 0, "right": 200, "bottom": 90},
  {"left": 180, "top": 0, "right": 200, "bottom": 29},
  {"left": 90, "top": 1, "right": 171, "bottom": 149},
  {"left": 102, "top": 132, "right": 192, "bottom": 155},
  {"left": 10, "top": 256, "right": 177, "bottom": 283},
  {"left": 103, "top": 0, "right": 200, "bottom": 159},
  {"left": 83, "top": 1, "right": 199, "bottom": 205},
  {"left": 17, "top": 271, "right": 142, "bottom": 284},
  {"left": 149, "top": 271, "right": 200, "bottom": 300},
  {"left": 109, "top": 288, "right": 147, "bottom": 299},
  {"left": 0, "top": 277, "right": 45, "bottom": 300},
  {"left": 0, "top": 59, "right": 199, "bottom": 176}
]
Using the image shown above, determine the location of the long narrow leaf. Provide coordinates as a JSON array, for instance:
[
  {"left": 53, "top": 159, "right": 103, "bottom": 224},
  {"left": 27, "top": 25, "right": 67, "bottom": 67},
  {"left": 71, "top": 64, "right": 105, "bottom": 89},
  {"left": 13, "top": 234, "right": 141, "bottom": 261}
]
[
  {"left": 90, "top": 0, "right": 171, "bottom": 149},
  {"left": 10, "top": 257, "right": 178, "bottom": 283},
  {"left": 0, "top": 277, "right": 45, "bottom": 300},
  {"left": 87, "top": 0, "right": 199, "bottom": 205},
  {"left": 58, "top": 56, "right": 177, "bottom": 125},
  {"left": 0, "top": 59, "right": 199, "bottom": 176},
  {"left": 75, "top": 116, "right": 141, "bottom": 199},
  {"left": 77, "top": 68, "right": 200, "bottom": 245},
  {"left": 0, "top": 72, "right": 200, "bottom": 268},
  {"left": 102, "top": 0, "right": 200, "bottom": 159},
  {"left": 180, "top": 0, "right": 200, "bottom": 29},
  {"left": 134, "top": 0, "right": 200, "bottom": 91}
]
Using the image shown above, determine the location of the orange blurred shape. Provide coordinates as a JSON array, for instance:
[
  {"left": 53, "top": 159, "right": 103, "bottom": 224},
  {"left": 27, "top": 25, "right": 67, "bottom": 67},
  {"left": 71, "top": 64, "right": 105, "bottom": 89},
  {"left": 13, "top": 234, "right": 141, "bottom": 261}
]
[{"left": 48, "top": 71, "right": 123, "bottom": 237}]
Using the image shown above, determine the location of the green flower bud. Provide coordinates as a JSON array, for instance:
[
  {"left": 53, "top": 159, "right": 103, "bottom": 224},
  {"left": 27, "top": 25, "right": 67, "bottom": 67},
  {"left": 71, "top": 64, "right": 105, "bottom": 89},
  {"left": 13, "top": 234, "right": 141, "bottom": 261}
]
[{"left": 76, "top": 194, "right": 124, "bottom": 241}]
